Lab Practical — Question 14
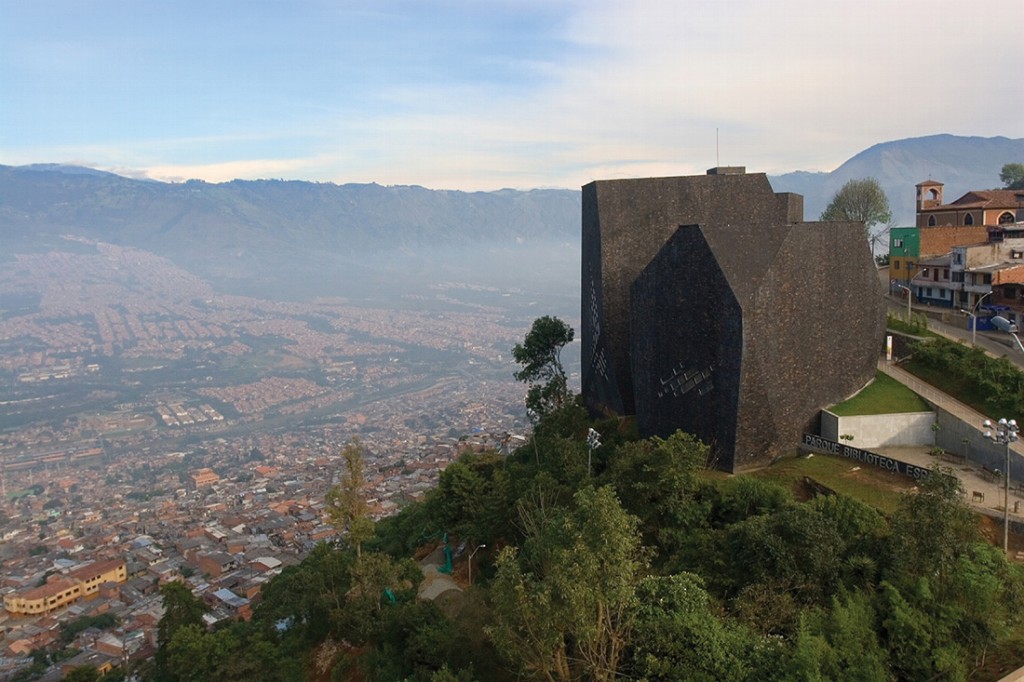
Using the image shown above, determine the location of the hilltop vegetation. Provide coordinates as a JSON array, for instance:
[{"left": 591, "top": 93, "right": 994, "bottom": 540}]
[
  {"left": 116, "top": 321, "right": 1024, "bottom": 682},
  {"left": 128, "top": 400, "right": 1024, "bottom": 682}
]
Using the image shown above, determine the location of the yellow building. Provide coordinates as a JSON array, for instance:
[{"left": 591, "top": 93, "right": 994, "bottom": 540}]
[
  {"left": 2, "top": 560, "right": 126, "bottom": 616},
  {"left": 68, "top": 559, "right": 128, "bottom": 597},
  {"left": 190, "top": 467, "right": 220, "bottom": 489},
  {"left": 4, "top": 577, "right": 81, "bottom": 616}
]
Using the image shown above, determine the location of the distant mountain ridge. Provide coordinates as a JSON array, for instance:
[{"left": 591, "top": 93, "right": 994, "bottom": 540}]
[
  {"left": 2, "top": 134, "right": 1021, "bottom": 297},
  {"left": 769, "top": 134, "right": 1024, "bottom": 225},
  {"left": 0, "top": 166, "right": 583, "bottom": 298}
]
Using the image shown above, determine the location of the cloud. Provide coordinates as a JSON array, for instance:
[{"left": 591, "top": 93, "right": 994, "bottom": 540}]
[
  {"left": 142, "top": 156, "right": 341, "bottom": 184},
  {"left": 3, "top": 1, "right": 1021, "bottom": 190}
]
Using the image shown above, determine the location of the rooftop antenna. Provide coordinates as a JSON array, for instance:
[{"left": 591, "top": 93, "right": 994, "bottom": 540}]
[{"left": 716, "top": 128, "right": 720, "bottom": 168}]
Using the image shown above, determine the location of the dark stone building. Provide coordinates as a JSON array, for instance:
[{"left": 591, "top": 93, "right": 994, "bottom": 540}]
[{"left": 582, "top": 169, "right": 884, "bottom": 471}]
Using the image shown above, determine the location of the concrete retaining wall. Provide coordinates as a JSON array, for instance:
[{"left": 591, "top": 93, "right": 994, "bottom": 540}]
[
  {"left": 821, "top": 410, "right": 936, "bottom": 449},
  {"left": 933, "top": 405, "right": 1024, "bottom": 480}
]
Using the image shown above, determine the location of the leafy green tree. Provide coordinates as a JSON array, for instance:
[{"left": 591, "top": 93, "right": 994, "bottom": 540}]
[
  {"left": 820, "top": 178, "right": 893, "bottom": 235},
  {"left": 605, "top": 430, "right": 709, "bottom": 557},
  {"left": 1001, "top": 162, "right": 1024, "bottom": 190},
  {"left": 788, "top": 592, "right": 891, "bottom": 682},
  {"left": 489, "top": 486, "right": 646, "bottom": 681},
  {"left": 337, "top": 552, "right": 422, "bottom": 644},
  {"left": 806, "top": 494, "right": 887, "bottom": 589},
  {"left": 876, "top": 469, "right": 1024, "bottom": 679},
  {"left": 326, "top": 438, "right": 374, "bottom": 557},
  {"left": 155, "top": 581, "right": 208, "bottom": 681},
  {"left": 877, "top": 580, "right": 964, "bottom": 682},
  {"left": 886, "top": 467, "right": 977, "bottom": 589},
  {"left": 629, "top": 573, "right": 752, "bottom": 682},
  {"left": 166, "top": 624, "right": 228, "bottom": 682},
  {"left": 255, "top": 542, "right": 353, "bottom": 644},
  {"left": 371, "top": 496, "right": 439, "bottom": 558},
  {"left": 433, "top": 453, "right": 512, "bottom": 543},
  {"left": 165, "top": 622, "right": 300, "bottom": 682},
  {"left": 702, "top": 475, "right": 792, "bottom": 527},
  {"left": 513, "top": 316, "right": 575, "bottom": 417},
  {"left": 716, "top": 504, "right": 846, "bottom": 618},
  {"left": 360, "top": 601, "right": 464, "bottom": 681}
]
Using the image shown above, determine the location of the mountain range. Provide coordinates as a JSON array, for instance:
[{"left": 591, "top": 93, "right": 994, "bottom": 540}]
[
  {"left": 2, "top": 134, "right": 1022, "bottom": 299},
  {"left": 770, "top": 134, "right": 1024, "bottom": 226}
]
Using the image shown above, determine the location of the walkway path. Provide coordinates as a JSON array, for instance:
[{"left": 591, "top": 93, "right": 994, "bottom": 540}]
[
  {"left": 888, "top": 296, "right": 1024, "bottom": 368},
  {"left": 874, "top": 359, "right": 1024, "bottom": 529},
  {"left": 877, "top": 360, "right": 1024, "bottom": 458},
  {"left": 416, "top": 545, "right": 462, "bottom": 601}
]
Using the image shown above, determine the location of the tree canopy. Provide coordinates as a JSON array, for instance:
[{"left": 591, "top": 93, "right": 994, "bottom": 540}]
[
  {"left": 512, "top": 315, "right": 575, "bottom": 418},
  {"left": 820, "top": 178, "right": 893, "bottom": 234},
  {"left": 126, "top": 318, "right": 1024, "bottom": 681},
  {"left": 325, "top": 438, "right": 374, "bottom": 557},
  {"left": 1001, "top": 162, "right": 1024, "bottom": 190}
]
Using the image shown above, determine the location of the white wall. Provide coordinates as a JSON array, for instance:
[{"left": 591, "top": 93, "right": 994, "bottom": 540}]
[{"left": 821, "top": 410, "right": 936, "bottom": 448}]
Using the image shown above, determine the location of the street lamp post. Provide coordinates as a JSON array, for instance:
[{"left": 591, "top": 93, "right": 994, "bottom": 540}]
[
  {"left": 961, "top": 292, "right": 995, "bottom": 346},
  {"left": 468, "top": 543, "right": 486, "bottom": 586},
  {"left": 898, "top": 284, "right": 913, "bottom": 321},
  {"left": 983, "top": 417, "right": 1019, "bottom": 554},
  {"left": 899, "top": 268, "right": 930, "bottom": 323},
  {"left": 960, "top": 309, "right": 978, "bottom": 346},
  {"left": 587, "top": 428, "right": 602, "bottom": 476},
  {"left": 970, "top": 291, "right": 994, "bottom": 346}
]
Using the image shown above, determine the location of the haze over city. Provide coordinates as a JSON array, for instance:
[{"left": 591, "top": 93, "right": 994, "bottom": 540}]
[{"left": 3, "top": 0, "right": 1022, "bottom": 191}]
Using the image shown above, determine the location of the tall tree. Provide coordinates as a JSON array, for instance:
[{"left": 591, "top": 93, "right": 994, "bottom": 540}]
[
  {"left": 155, "top": 582, "right": 209, "bottom": 681},
  {"left": 1001, "top": 162, "right": 1024, "bottom": 190},
  {"left": 513, "top": 316, "right": 575, "bottom": 418},
  {"left": 886, "top": 467, "right": 977, "bottom": 589},
  {"left": 788, "top": 592, "right": 890, "bottom": 682},
  {"left": 605, "top": 430, "right": 709, "bottom": 556},
  {"left": 326, "top": 438, "right": 374, "bottom": 557},
  {"left": 630, "top": 573, "right": 753, "bottom": 682},
  {"left": 489, "top": 486, "right": 645, "bottom": 681},
  {"left": 820, "top": 178, "right": 893, "bottom": 235}
]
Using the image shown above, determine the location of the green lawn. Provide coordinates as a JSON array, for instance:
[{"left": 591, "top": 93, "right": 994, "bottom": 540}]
[
  {"left": 828, "top": 370, "right": 930, "bottom": 416},
  {"left": 751, "top": 453, "right": 914, "bottom": 514}
]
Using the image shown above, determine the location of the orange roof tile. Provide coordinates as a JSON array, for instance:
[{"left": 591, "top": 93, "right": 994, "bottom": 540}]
[
  {"left": 21, "top": 577, "right": 79, "bottom": 601},
  {"left": 68, "top": 559, "right": 125, "bottom": 582}
]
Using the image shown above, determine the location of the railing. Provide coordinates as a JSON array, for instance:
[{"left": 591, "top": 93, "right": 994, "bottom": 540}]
[{"left": 877, "top": 360, "right": 1024, "bottom": 457}]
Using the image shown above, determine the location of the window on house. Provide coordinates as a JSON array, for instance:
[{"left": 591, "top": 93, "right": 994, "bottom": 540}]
[
  {"left": 943, "top": 268, "right": 949, "bottom": 279},
  {"left": 893, "top": 259, "right": 901, "bottom": 270},
  {"left": 893, "top": 238, "right": 903, "bottom": 248},
  {"left": 928, "top": 215, "right": 937, "bottom": 226},
  {"left": 1012, "top": 251, "right": 1023, "bottom": 259},
  {"left": 999, "top": 212, "right": 1015, "bottom": 225},
  {"left": 953, "top": 252, "right": 963, "bottom": 264},
  {"left": 952, "top": 272, "right": 964, "bottom": 282},
  {"left": 964, "top": 213, "right": 974, "bottom": 225},
  {"left": 984, "top": 274, "right": 992, "bottom": 284}
]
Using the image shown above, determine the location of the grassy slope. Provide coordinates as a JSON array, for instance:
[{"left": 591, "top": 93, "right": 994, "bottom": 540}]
[
  {"left": 828, "top": 370, "right": 930, "bottom": 416},
  {"left": 751, "top": 453, "right": 914, "bottom": 515}
]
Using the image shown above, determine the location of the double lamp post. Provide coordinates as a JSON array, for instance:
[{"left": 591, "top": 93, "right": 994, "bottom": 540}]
[{"left": 983, "top": 417, "right": 1019, "bottom": 554}]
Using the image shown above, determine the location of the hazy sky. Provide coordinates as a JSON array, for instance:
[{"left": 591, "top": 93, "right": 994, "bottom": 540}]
[{"left": 2, "top": 0, "right": 1022, "bottom": 190}]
